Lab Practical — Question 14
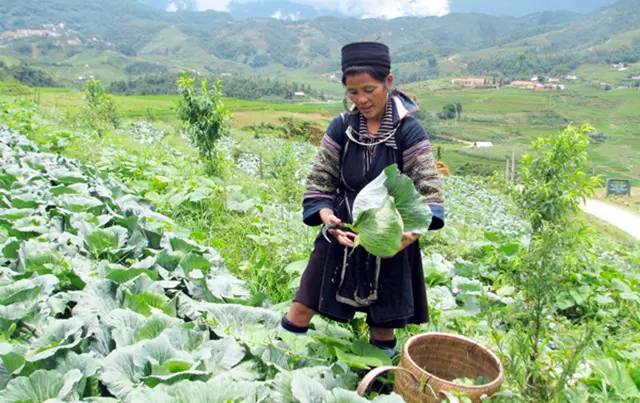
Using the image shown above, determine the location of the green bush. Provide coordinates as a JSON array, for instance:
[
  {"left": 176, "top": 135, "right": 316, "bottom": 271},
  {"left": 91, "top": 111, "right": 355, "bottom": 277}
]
[
  {"left": 81, "top": 78, "right": 121, "bottom": 136},
  {"left": 177, "top": 71, "right": 231, "bottom": 175}
]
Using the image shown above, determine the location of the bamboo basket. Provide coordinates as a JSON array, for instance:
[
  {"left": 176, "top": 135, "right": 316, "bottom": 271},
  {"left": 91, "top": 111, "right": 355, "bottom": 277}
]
[{"left": 357, "top": 333, "right": 504, "bottom": 403}]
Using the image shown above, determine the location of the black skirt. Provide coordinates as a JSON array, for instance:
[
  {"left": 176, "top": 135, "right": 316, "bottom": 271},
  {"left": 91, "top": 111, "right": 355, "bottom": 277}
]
[{"left": 293, "top": 232, "right": 430, "bottom": 329}]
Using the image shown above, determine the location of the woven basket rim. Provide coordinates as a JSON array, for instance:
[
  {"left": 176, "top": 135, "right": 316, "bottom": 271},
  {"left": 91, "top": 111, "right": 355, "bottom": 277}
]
[{"left": 402, "top": 332, "right": 505, "bottom": 391}]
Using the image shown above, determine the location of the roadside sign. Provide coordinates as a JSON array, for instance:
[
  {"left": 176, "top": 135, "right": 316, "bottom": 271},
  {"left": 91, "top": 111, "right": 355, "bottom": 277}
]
[{"left": 606, "top": 179, "right": 631, "bottom": 196}]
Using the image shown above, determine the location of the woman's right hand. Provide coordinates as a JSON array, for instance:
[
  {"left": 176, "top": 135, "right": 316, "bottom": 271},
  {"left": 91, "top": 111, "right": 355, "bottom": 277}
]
[{"left": 319, "top": 208, "right": 356, "bottom": 248}]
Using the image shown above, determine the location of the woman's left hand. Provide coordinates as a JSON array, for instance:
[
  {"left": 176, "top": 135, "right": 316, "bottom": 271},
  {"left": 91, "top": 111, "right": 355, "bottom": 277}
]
[{"left": 383, "top": 232, "right": 419, "bottom": 258}]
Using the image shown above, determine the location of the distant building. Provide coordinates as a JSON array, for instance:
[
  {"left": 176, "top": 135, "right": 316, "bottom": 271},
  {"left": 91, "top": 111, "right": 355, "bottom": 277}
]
[
  {"left": 293, "top": 92, "right": 305, "bottom": 97},
  {"left": 220, "top": 73, "right": 232, "bottom": 76},
  {"left": 508, "top": 81, "right": 563, "bottom": 90},
  {"left": 548, "top": 78, "right": 560, "bottom": 83},
  {"left": 531, "top": 76, "right": 539, "bottom": 82},
  {"left": 452, "top": 77, "right": 489, "bottom": 87},
  {"left": 566, "top": 75, "right": 578, "bottom": 81},
  {"left": 543, "top": 83, "right": 564, "bottom": 90},
  {"left": 509, "top": 80, "right": 537, "bottom": 89},
  {"left": 632, "top": 76, "right": 640, "bottom": 80},
  {"left": 471, "top": 141, "right": 494, "bottom": 148},
  {"left": 0, "top": 29, "right": 52, "bottom": 40}
]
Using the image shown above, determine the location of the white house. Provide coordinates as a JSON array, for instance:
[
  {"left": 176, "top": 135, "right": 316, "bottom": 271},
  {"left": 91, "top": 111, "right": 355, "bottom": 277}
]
[
  {"left": 293, "top": 91, "right": 305, "bottom": 97},
  {"left": 566, "top": 75, "right": 578, "bottom": 81},
  {"left": 471, "top": 141, "right": 494, "bottom": 148},
  {"left": 632, "top": 76, "right": 640, "bottom": 81}
]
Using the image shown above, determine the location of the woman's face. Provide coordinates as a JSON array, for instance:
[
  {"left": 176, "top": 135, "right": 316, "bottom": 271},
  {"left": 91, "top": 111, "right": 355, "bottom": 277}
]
[{"left": 345, "top": 73, "right": 394, "bottom": 121}]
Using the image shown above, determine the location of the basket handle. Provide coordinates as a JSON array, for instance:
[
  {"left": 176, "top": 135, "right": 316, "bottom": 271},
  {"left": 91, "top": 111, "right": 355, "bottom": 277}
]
[
  {"left": 356, "top": 366, "right": 460, "bottom": 403},
  {"left": 437, "top": 391, "right": 461, "bottom": 403}
]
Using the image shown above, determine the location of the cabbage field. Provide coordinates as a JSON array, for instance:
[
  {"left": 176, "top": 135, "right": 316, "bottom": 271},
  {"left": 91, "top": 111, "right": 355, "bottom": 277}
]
[{"left": 0, "top": 90, "right": 639, "bottom": 402}]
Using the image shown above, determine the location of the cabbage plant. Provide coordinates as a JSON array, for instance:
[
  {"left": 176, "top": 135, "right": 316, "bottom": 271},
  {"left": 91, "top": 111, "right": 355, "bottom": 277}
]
[{"left": 348, "top": 165, "right": 433, "bottom": 257}]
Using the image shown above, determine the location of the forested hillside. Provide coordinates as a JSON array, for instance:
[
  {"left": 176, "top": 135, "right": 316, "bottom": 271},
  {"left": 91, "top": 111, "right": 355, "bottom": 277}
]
[{"left": 0, "top": 0, "right": 638, "bottom": 85}]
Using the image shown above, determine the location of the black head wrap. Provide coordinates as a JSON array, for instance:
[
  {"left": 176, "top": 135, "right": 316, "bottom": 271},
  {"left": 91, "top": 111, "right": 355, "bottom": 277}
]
[{"left": 341, "top": 42, "right": 391, "bottom": 74}]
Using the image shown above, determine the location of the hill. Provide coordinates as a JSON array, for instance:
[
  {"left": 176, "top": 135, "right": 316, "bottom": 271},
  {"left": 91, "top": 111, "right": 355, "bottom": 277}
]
[
  {"left": 451, "top": 0, "right": 620, "bottom": 16},
  {"left": 140, "top": 0, "right": 619, "bottom": 18},
  {"left": 0, "top": 0, "right": 638, "bottom": 90}
]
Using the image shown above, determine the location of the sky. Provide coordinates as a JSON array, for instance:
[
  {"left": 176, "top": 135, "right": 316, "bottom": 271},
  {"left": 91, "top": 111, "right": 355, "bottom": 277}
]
[
  {"left": 166, "top": 0, "right": 619, "bottom": 19},
  {"left": 194, "top": 0, "right": 451, "bottom": 18}
]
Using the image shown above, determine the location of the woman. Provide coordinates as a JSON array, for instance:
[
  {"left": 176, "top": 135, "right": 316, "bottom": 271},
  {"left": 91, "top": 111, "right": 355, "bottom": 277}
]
[{"left": 281, "top": 42, "right": 445, "bottom": 357}]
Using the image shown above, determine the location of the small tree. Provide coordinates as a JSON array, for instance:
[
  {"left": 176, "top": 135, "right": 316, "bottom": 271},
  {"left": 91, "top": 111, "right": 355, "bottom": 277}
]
[
  {"left": 82, "top": 78, "right": 121, "bottom": 136},
  {"left": 517, "top": 123, "right": 601, "bottom": 232},
  {"left": 177, "top": 71, "right": 231, "bottom": 173},
  {"left": 504, "top": 123, "right": 603, "bottom": 400},
  {"left": 438, "top": 103, "right": 457, "bottom": 120},
  {"left": 455, "top": 102, "right": 462, "bottom": 119}
]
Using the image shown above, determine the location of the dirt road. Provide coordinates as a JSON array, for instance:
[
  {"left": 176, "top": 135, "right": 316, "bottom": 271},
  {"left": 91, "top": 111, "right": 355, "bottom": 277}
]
[
  {"left": 581, "top": 199, "right": 640, "bottom": 241},
  {"left": 435, "top": 133, "right": 473, "bottom": 144}
]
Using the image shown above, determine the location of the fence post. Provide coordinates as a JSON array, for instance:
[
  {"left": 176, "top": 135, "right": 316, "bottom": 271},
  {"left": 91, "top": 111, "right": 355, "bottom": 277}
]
[
  {"left": 511, "top": 150, "right": 516, "bottom": 183},
  {"left": 505, "top": 157, "right": 510, "bottom": 181}
]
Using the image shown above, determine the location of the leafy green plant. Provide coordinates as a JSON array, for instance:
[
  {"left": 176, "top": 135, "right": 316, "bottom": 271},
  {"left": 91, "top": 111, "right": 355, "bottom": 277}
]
[
  {"left": 3, "top": 86, "right": 639, "bottom": 402},
  {"left": 177, "top": 71, "right": 231, "bottom": 175},
  {"left": 0, "top": 97, "right": 36, "bottom": 133},
  {"left": 82, "top": 78, "right": 121, "bottom": 136},
  {"left": 437, "top": 102, "right": 461, "bottom": 120},
  {"left": 0, "top": 125, "right": 382, "bottom": 402},
  {"left": 495, "top": 124, "right": 603, "bottom": 401},
  {"left": 517, "top": 123, "right": 602, "bottom": 231},
  {"left": 348, "top": 165, "right": 432, "bottom": 257}
]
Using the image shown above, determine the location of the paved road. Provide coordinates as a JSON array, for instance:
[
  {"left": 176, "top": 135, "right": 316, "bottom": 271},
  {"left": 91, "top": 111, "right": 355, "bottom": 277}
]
[{"left": 581, "top": 199, "right": 640, "bottom": 241}]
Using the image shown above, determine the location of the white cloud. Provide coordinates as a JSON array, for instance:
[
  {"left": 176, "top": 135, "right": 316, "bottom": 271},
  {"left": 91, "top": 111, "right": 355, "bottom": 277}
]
[
  {"left": 355, "top": 0, "right": 450, "bottom": 18},
  {"left": 196, "top": 0, "right": 450, "bottom": 18},
  {"left": 276, "top": 0, "right": 451, "bottom": 18},
  {"left": 271, "top": 9, "right": 300, "bottom": 20},
  {"left": 195, "top": 0, "right": 232, "bottom": 12}
]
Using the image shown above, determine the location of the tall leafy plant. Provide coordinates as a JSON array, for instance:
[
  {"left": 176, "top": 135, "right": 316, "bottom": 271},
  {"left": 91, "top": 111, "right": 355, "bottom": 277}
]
[
  {"left": 177, "top": 71, "right": 231, "bottom": 175},
  {"left": 517, "top": 123, "right": 601, "bottom": 231},
  {"left": 499, "top": 124, "right": 602, "bottom": 400},
  {"left": 82, "top": 78, "right": 121, "bottom": 136}
]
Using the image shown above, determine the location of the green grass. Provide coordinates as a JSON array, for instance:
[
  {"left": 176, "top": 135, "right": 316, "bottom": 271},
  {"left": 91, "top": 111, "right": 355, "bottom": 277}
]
[
  {"left": 595, "top": 187, "right": 640, "bottom": 215},
  {"left": 439, "top": 147, "right": 506, "bottom": 176},
  {"left": 27, "top": 89, "right": 331, "bottom": 118},
  {"left": 581, "top": 211, "right": 639, "bottom": 247},
  {"left": 595, "top": 29, "right": 640, "bottom": 51},
  {"left": 574, "top": 63, "right": 640, "bottom": 85},
  {"left": 270, "top": 70, "right": 344, "bottom": 98},
  {"left": 5, "top": 78, "right": 639, "bottom": 181},
  {"left": 403, "top": 82, "right": 640, "bottom": 180}
]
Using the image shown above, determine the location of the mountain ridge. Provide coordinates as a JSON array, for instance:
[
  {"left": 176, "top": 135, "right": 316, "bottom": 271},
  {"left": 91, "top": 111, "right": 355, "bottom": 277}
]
[{"left": 0, "top": 0, "right": 637, "bottom": 86}]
